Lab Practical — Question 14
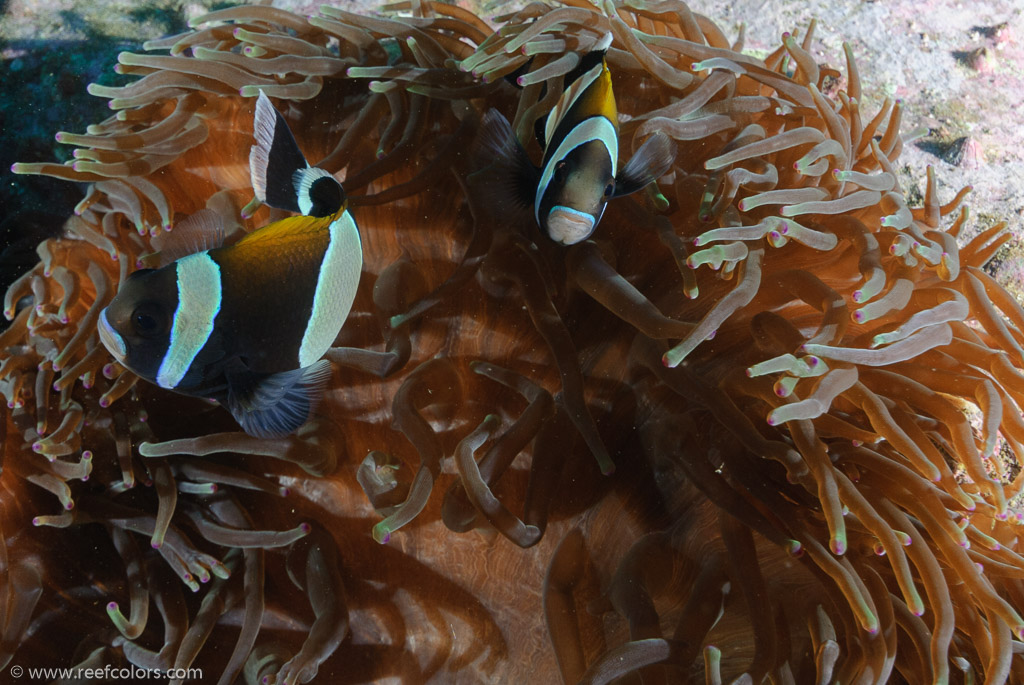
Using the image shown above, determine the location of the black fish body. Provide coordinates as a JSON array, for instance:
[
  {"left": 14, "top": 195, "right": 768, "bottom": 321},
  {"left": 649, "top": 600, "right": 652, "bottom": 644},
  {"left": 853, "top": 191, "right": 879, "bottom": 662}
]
[
  {"left": 98, "top": 92, "right": 362, "bottom": 437},
  {"left": 478, "top": 34, "right": 676, "bottom": 244}
]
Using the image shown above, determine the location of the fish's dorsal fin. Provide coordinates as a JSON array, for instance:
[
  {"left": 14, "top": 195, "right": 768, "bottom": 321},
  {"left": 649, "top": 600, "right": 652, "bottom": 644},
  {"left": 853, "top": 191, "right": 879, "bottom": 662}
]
[
  {"left": 471, "top": 109, "right": 538, "bottom": 220},
  {"left": 224, "top": 358, "right": 332, "bottom": 438},
  {"left": 614, "top": 131, "right": 676, "bottom": 198},
  {"left": 144, "top": 208, "right": 225, "bottom": 267},
  {"left": 250, "top": 90, "right": 310, "bottom": 214}
]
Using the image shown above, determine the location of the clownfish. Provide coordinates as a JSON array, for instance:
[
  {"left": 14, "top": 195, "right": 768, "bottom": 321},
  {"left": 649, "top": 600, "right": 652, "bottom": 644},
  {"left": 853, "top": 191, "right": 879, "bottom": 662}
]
[
  {"left": 97, "top": 91, "right": 362, "bottom": 438},
  {"left": 478, "top": 34, "right": 676, "bottom": 245}
]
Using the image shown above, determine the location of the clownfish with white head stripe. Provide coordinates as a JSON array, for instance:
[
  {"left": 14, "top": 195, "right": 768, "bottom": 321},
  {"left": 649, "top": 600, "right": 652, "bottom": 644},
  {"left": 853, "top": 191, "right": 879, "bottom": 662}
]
[
  {"left": 97, "top": 91, "right": 362, "bottom": 438},
  {"left": 477, "top": 33, "right": 676, "bottom": 245}
]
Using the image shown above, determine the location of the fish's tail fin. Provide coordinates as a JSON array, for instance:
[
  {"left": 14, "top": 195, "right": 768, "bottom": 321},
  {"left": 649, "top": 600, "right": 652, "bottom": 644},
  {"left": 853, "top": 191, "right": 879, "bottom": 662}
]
[
  {"left": 468, "top": 109, "right": 538, "bottom": 224},
  {"left": 614, "top": 131, "right": 677, "bottom": 198},
  {"left": 250, "top": 90, "right": 345, "bottom": 218},
  {"left": 225, "top": 359, "right": 332, "bottom": 439},
  {"left": 569, "top": 32, "right": 612, "bottom": 80}
]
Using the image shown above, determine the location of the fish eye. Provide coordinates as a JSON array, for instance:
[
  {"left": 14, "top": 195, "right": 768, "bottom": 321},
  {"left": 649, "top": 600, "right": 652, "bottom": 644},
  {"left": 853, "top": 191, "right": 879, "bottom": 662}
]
[
  {"left": 604, "top": 182, "right": 615, "bottom": 197},
  {"left": 131, "top": 303, "right": 167, "bottom": 339},
  {"left": 554, "top": 161, "right": 568, "bottom": 183}
]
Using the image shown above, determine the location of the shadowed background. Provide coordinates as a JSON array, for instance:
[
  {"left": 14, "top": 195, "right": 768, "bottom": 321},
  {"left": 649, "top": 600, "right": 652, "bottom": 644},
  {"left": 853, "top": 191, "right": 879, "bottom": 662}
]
[
  {"left": 1, "top": 1, "right": 1024, "bottom": 681},
  {"left": 2, "top": 0, "right": 1022, "bottom": 305}
]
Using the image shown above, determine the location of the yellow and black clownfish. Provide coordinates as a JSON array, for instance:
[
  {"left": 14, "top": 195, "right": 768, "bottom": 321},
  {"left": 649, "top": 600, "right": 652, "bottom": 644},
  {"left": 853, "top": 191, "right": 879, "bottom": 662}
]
[
  {"left": 97, "top": 91, "right": 362, "bottom": 438},
  {"left": 478, "top": 33, "right": 676, "bottom": 245}
]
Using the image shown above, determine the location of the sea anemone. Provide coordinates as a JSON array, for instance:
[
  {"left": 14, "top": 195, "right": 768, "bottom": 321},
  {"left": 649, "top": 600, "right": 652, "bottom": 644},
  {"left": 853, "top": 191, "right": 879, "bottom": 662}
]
[{"left": 4, "top": 1, "right": 1023, "bottom": 683}]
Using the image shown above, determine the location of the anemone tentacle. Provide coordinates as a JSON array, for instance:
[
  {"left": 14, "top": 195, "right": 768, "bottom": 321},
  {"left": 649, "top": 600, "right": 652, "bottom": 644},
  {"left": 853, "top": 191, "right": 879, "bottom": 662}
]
[{"left": 3, "top": 2, "right": 1023, "bottom": 683}]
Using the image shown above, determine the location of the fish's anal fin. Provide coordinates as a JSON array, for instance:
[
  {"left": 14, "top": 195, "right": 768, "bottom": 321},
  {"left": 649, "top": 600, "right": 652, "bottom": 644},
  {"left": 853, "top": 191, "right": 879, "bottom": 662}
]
[
  {"left": 470, "top": 110, "right": 538, "bottom": 221},
  {"left": 613, "top": 131, "right": 676, "bottom": 198},
  {"left": 225, "top": 359, "right": 332, "bottom": 439},
  {"left": 146, "top": 208, "right": 225, "bottom": 268},
  {"left": 250, "top": 90, "right": 311, "bottom": 214}
]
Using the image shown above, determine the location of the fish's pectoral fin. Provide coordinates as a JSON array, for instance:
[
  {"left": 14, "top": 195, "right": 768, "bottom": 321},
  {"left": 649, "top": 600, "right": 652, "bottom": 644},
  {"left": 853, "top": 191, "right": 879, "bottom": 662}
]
[
  {"left": 144, "top": 209, "right": 225, "bottom": 267},
  {"left": 250, "top": 90, "right": 312, "bottom": 214},
  {"left": 613, "top": 131, "right": 676, "bottom": 198},
  {"left": 469, "top": 109, "right": 538, "bottom": 220},
  {"left": 224, "top": 359, "right": 332, "bottom": 439}
]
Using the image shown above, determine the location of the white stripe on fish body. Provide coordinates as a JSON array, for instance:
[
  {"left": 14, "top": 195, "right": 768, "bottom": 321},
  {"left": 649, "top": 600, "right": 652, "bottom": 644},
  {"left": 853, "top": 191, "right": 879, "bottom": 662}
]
[
  {"left": 98, "top": 308, "right": 127, "bottom": 363},
  {"left": 157, "top": 252, "right": 222, "bottom": 389},
  {"left": 534, "top": 116, "right": 619, "bottom": 226},
  {"left": 297, "top": 210, "right": 363, "bottom": 368},
  {"left": 543, "top": 62, "right": 605, "bottom": 148}
]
